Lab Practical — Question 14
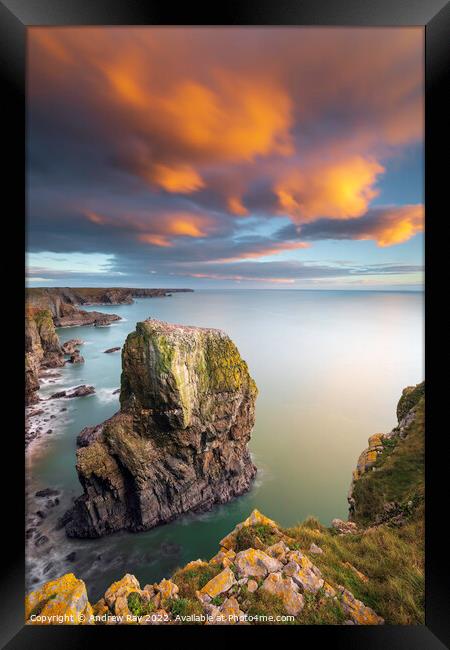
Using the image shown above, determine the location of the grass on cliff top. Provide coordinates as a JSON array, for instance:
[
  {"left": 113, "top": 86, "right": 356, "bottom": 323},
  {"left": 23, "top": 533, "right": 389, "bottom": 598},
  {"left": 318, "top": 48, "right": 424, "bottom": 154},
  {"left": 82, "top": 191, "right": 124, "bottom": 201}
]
[
  {"left": 351, "top": 397, "right": 425, "bottom": 526},
  {"left": 282, "top": 512, "right": 424, "bottom": 625},
  {"left": 171, "top": 563, "right": 223, "bottom": 600}
]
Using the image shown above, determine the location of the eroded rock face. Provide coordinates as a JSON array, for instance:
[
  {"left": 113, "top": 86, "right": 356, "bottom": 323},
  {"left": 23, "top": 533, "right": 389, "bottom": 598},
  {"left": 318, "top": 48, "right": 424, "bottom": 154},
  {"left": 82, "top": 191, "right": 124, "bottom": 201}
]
[
  {"left": 25, "top": 308, "right": 64, "bottom": 405},
  {"left": 65, "top": 319, "right": 258, "bottom": 537}
]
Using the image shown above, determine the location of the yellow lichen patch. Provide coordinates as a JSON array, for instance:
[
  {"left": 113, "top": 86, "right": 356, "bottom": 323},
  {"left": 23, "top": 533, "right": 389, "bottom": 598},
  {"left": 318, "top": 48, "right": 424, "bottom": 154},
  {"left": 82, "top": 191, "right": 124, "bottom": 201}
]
[
  {"left": 344, "top": 562, "right": 369, "bottom": 583},
  {"left": 200, "top": 567, "right": 235, "bottom": 597},
  {"left": 210, "top": 548, "right": 236, "bottom": 567},
  {"left": 262, "top": 573, "right": 304, "bottom": 616},
  {"left": 339, "top": 587, "right": 384, "bottom": 625},
  {"left": 183, "top": 559, "right": 209, "bottom": 571},
  {"left": 219, "top": 597, "right": 246, "bottom": 624},
  {"left": 220, "top": 509, "right": 279, "bottom": 549},
  {"left": 368, "top": 433, "right": 385, "bottom": 448},
  {"left": 234, "top": 548, "right": 282, "bottom": 578},
  {"left": 104, "top": 574, "right": 140, "bottom": 609},
  {"left": 323, "top": 582, "right": 337, "bottom": 598},
  {"left": 156, "top": 578, "right": 179, "bottom": 600},
  {"left": 25, "top": 573, "right": 93, "bottom": 625}
]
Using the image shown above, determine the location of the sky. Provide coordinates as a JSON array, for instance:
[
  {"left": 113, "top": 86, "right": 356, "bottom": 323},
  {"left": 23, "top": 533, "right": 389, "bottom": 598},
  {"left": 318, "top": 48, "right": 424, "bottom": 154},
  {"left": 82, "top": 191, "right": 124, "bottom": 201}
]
[{"left": 26, "top": 27, "right": 424, "bottom": 290}]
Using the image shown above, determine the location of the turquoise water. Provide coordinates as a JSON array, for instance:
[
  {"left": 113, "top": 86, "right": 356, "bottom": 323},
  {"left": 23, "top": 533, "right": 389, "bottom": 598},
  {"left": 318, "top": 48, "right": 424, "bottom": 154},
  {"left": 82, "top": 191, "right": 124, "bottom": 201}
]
[{"left": 26, "top": 290, "right": 424, "bottom": 600}]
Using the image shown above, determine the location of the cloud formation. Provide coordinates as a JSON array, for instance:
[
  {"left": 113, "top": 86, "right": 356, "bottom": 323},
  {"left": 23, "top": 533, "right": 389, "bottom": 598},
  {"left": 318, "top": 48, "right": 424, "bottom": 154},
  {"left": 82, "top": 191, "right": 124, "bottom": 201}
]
[{"left": 27, "top": 27, "right": 424, "bottom": 287}]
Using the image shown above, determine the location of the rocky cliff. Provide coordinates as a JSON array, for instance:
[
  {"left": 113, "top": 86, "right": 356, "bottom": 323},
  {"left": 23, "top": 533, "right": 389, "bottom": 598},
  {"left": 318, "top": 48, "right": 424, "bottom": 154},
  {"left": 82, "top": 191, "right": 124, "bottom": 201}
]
[
  {"left": 64, "top": 320, "right": 258, "bottom": 538},
  {"left": 25, "top": 308, "right": 65, "bottom": 405},
  {"left": 348, "top": 381, "right": 425, "bottom": 526},
  {"left": 26, "top": 287, "right": 192, "bottom": 327}
]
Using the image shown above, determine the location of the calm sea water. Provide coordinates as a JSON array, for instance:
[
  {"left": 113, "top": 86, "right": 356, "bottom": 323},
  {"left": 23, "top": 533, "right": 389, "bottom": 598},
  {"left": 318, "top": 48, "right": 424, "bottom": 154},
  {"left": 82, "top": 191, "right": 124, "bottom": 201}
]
[{"left": 26, "top": 290, "right": 424, "bottom": 600}]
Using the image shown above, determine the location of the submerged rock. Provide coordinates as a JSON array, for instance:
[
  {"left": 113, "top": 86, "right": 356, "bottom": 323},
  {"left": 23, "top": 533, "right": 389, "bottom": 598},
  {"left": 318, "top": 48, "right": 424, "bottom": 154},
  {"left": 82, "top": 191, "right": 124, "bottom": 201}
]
[
  {"left": 65, "top": 319, "right": 258, "bottom": 538},
  {"left": 62, "top": 339, "right": 84, "bottom": 355},
  {"left": 104, "top": 347, "right": 121, "bottom": 353}
]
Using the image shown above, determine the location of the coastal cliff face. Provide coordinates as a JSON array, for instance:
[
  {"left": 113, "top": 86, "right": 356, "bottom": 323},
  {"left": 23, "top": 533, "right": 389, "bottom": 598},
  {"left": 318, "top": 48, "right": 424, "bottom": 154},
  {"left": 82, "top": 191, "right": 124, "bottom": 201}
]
[
  {"left": 25, "top": 308, "right": 64, "bottom": 404},
  {"left": 26, "top": 287, "right": 192, "bottom": 327},
  {"left": 348, "top": 381, "right": 424, "bottom": 526},
  {"left": 64, "top": 320, "right": 258, "bottom": 538}
]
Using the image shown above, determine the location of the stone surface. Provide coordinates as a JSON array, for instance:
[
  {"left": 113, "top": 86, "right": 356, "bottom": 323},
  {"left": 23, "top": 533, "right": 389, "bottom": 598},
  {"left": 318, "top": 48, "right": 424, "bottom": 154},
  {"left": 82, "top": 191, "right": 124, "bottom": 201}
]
[
  {"left": 220, "top": 508, "right": 279, "bottom": 550},
  {"left": 284, "top": 560, "right": 324, "bottom": 594},
  {"left": 338, "top": 586, "right": 384, "bottom": 625},
  {"left": 62, "top": 339, "right": 84, "bottom": 355},
  {"left": 309, "top": 542, "right": 323, "bottom": 555},
  {"left": 210, "top": 548, "right": 236, "bottom": 567},
  {"left": 234, "top": 548, "right": 283, "bottom": 578},
  {"left": 262, "top": 572, "right": 304, "bottom": 616},
  {"left": 25, "top": 573, "right": 93, "bottom": 625},
  {"left": 25, "top": 308, "right": 64, "bottom": 405},
  {"left": 200, "top": 567, "right": 236, "bottom": 598},
  {"left": 68, "top": 350, "right": 85, "bottom": 364},
  {"left": 331, "top": 519, "right": 359, "bottom": 535},
  {"left": 65, "top": 320, "right": 257, "bottom": 537},
  {"left": 156, "top": 578, "right": 179, "bottom": 600}
]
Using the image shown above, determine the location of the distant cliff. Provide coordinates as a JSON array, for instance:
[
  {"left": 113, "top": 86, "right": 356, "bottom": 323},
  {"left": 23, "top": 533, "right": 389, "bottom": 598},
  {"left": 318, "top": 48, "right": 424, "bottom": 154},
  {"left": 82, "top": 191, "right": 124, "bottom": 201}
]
[
  {"left": 64, "top": 319, "right": 258, "bottom": 538},
  {"left": 25, "top": 307, "right": 64, "bottom": 405},
  {"left": 26, "top": 287, "right": 193, "bottom": 327}
]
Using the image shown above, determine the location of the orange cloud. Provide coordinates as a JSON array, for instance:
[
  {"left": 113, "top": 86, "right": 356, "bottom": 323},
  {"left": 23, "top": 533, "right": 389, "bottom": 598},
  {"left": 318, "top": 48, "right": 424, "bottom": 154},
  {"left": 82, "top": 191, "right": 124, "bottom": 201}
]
[
  {"left": 83, "top": 208, "right": 213, "bottom": 246},
  {"left": 215, "top": 241, "right": 310, "bottom": 263},
  {"left": 227, "top": 197, "right": 249, "bottom": 216},
  {"left": 368, "top": 204, "right": 424, "bottom": 246},
  {"left": 299, "top": 204, "right": 424, "bottom": 247},
  {"left": 85, "top": 211, "right": 108, "bottom": 224},
  {"left": 138, "top": 234, "right": 173, "bottom": 247},
  {"left": 156, "top": 78, "right": 293, "bottom": 162},
  {"left": 150, "top": 164, "right": 204, "bottom": 193},
  {"left": 276, "top": 157, "right": 385, "bottom": 222}
]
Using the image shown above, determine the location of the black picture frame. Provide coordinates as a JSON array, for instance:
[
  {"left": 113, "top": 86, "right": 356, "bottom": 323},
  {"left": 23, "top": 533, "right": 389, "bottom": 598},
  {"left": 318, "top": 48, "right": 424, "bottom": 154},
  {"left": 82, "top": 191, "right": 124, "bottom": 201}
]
[{"left": 2, "top": 0, "right": 449, "bottom": 647}]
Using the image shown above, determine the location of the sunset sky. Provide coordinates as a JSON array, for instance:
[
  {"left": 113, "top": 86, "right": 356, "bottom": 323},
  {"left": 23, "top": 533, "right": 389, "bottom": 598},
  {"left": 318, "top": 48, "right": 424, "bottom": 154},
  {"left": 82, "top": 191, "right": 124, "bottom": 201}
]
[{"left": 26, "top": 28, "right": 424, "bottom": 290}]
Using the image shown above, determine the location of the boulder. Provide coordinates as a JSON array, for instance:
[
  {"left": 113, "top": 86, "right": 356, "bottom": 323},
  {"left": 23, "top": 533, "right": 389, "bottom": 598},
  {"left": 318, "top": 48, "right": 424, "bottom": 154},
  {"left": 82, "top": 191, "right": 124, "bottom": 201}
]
[
  {"left": 338, "top": 586, "right": 384, "bottom": 625},
  {"left": 156, "top": 578, "right": 179, "bottom": 600},
  {"left": 62, "top": 339, "right": 84, "bottom": 355},
  {"left": 200, "top": 567, "right": 236, "bottom": 598},
  {"left": 25, "top": 573, "right": 93, "bottom": 625},
  {"left": 66, "top": 385, "right": 95, "bottom": 398},
  {"left": 68, "top": 350, "right": 85, "bottom": 364},
  {"left": 309, "top": 542, "right": 323, "bottom": 555},
  {"left": 234, "top": 548, "right": 282, "bottom": 578},
  {"left": 262, "top": 573, "right": 304, "bottom": 616},
  {"left": 331, "top": 519, "right": 359, "bottom": 535}
]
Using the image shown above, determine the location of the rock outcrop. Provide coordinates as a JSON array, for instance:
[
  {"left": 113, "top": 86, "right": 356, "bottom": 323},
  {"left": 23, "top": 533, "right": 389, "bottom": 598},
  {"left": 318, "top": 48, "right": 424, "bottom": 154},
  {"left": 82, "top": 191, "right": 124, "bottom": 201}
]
[
  {"left": 25, "top": 308, "right": 65, "bottom": 404},
  {"left": 26, "top": 509, "right": 384, "bottom": 626},
  {"left": 64, "top": 319, "right": 258, "bottom": 538}
]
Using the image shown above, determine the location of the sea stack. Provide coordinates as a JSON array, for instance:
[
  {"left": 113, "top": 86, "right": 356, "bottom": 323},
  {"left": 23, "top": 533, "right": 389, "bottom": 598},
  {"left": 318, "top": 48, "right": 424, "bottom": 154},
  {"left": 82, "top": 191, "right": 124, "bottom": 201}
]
[{"left": 65, "top": 320, "right": 258, "bottom": 538}]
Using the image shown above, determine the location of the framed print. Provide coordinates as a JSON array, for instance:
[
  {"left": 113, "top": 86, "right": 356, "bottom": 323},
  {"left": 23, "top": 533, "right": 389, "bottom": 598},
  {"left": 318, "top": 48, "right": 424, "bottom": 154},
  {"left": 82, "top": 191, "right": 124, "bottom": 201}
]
[{"left": 1, "top": 0, "right": 449, "bottom": 647}]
